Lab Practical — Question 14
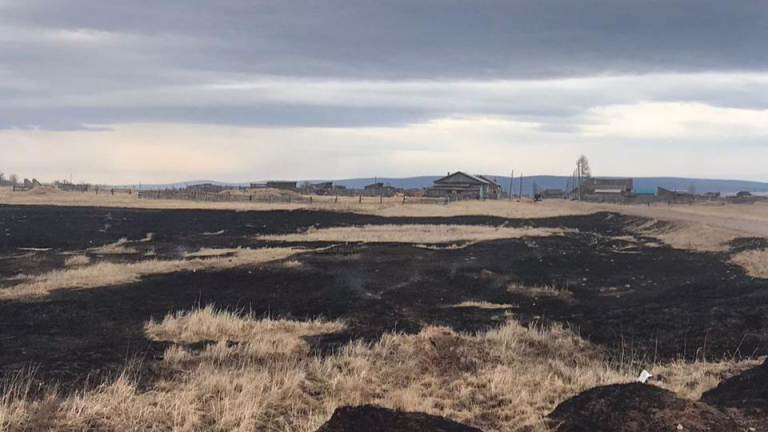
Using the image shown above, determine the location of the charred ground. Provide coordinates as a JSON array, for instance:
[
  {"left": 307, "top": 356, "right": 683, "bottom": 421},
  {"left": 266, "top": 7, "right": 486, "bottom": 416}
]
[{"left": 1, "top": 204, "right": 767, "bottom": 389}]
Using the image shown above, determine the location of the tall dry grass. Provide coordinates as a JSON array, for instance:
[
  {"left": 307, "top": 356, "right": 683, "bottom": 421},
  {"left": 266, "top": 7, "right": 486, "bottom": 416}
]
[
  {"left": 731, "top": 249, "right": 768, "bottom": 279},
  {"left": 2, "top": 307, "right": 758, "bottom": 432},
  {"left": 260, "top": 224, "right": 566, "bottom": 244},
  {"left": 2, "top": 248, "right": 298, "bottom": 300}
]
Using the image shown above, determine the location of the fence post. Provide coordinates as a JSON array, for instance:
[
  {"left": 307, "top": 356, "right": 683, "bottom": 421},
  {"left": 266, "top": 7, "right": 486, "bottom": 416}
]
[
  {"left": 335, "top": 195, "right": 338, "bottom": 204},
  {"left": 403, "top": 196, "right": 406, "bottom": 205},
  {"left": 111, "top": 188, "right": 115, "bottom": 196},
  {"left": 288, "top": 196, "right": 291, "bottom": 204},
  {"left": 359, "top": 194, "right": 362, "bottom": 204},
  {"left": 249, "top": 195, "right": 253, "bottom": 202},
  {"left": 380, "top": 195, "right": 383, "bottom": 204},
  {"left": 310, "top": 196, "right": 313, "bottom": 204}
]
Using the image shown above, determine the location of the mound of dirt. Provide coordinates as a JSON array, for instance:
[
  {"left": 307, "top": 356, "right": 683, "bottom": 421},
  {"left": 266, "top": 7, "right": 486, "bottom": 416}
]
[
  {"left": 702, "top": 358, "right": 768, "bottom": 431},
  {"left": 314, "top": 405, "right": 485, "bottom": 432},
  {"left": 548, "top": 383, "right": 739, "bottom": 432}
]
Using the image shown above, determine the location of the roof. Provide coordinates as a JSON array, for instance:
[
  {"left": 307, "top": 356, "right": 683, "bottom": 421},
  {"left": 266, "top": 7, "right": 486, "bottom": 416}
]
[
  {"left": 477, "top": 175, "right": 502, "bottom": 187},
  {"left": 433, "top": 171, "right": 494, "bottom": 186},
  {"left": 594, "top": 189, "right": 624, "bottom": 194},
  {"left": 588, "top": 178, "right": 633, "bottom": 188}
]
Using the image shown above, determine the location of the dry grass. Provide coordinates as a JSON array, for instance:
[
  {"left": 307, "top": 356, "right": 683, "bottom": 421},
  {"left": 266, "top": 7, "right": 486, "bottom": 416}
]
[
  {"left": 63, "top": 255, "right": 90, "bottom": 267},
  {"left": 2, "top": 308, "right": 758, "bottom": 432},
  {"left": 1, "top": 248, "right": 298, "bottom": 300},
  {"left": 448, "top": 301, "right": 517, "bottom": 309},
  {"left": 260, "top": 224, "right": 567, "bottom": 244},
  {"left": 508, "top": 283, "right": 574, "bottom": 302},
  {"left": 628, "top": 219, "right": 740, "bottom": 252},
  {"left": 184, "top": 248, "right": 240, "bottom": 259},
  {"left": 88, "top": 238, "right": 139, "bottom": 255},
  {"left": 652, "top": 358, "right": 762, "bottom": 400},
  {"left": 0, "top": 187, "right": 590, "bottom": 219},
  {"left": 145, "top": 305, "right": 345, "bottom": 346},
  {"left": 731, "top": 249, "right": 768, "bottom": 279}
]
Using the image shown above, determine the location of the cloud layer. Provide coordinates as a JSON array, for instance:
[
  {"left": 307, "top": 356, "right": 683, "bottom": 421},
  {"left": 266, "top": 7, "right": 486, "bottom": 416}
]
[{"left": 1, "top": 1, "right": 767, "bottom": 181}]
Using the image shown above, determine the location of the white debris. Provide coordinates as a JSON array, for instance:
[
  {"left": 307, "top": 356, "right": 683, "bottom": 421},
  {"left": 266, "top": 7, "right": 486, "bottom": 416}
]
[{"left": 637, "top": 370, "right": 653, "bottom": 384}]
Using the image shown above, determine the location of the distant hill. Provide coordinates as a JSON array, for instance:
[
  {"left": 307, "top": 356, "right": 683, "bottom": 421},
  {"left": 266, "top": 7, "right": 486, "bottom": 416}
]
[{"left": 121, "top": 176, "right": 768, "bottom": 196}]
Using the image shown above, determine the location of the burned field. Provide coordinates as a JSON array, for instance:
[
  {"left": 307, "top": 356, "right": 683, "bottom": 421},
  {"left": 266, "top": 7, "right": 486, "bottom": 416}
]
[{"left": 1, "top": 204, "right": 768, "bottom": 431}]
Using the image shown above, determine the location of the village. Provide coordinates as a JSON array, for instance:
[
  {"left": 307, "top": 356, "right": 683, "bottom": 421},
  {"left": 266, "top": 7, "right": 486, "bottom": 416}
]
[{"left": 9, "top": 169, "right": 762, "bottom": 207}]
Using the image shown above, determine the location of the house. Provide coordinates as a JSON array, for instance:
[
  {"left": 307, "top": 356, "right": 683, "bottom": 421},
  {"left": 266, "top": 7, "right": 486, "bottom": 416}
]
[
  {"left": 658, "top": 187, "right": 695, "bottom": 201},
  {"left": 266, "top": 181, "right": 297, "bottom": 191},
  {"left": 427, "top": 171, "right": 503, "bottom": 200},
  {"left": 187, "top": 183, "right": 226, "bottom": 193},
  {"left": 363, "top": 182, "right": 398, "bottom": 197},
  {"left": 536, "top": 188, "right": 565, "bottom": 200},
  {"left": 313, "top": 181, "right": 333, "bottom": 190},
  {"left": 736, "top": 191, "right": 753, "bottom": 197},
  {"left": 308, "top": 181, "right": 334, "bottom": 195},
  {"left": 583, "top": 178, "right": 634, "bottom": 195}
]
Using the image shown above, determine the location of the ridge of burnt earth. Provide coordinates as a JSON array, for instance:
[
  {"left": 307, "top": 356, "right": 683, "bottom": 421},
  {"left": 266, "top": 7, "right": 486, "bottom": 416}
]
[
  {"left": 315, "top": 405, "right": 485, "bottom": 432},
  {"left": 729, "top": 237, "right": 768, "bottom": 253},
  {"left": 701, "top": 358, "right": 768, "bottom": 431},
  {"left": 0, "top": 204, "right": 628, "bottom": 279},
  {"left": 548, "top": 383, "right": 740, "bottom": 432},
  {"left": 0, "top": 204, "right": 627, "bottom": 251}
]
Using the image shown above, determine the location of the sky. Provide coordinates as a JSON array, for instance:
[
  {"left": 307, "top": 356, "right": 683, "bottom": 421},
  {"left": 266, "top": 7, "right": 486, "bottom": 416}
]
[{"left": 2, "top": 0, "right": 768, "bottom": 184}]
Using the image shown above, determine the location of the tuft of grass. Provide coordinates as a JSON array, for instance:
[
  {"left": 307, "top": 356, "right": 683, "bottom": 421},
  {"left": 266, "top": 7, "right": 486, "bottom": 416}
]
[
  {"left": 731, "top": 249, "right": 768, "bottom": 279},
  {"left": 507, "top": 283, "right": 574, "bottom": 301},
  {"left": 448, "top": 301, "right": 517, "bottom": 310},
  {"left": 88, "top": 238, "right": 139, "bottom": 255},
  {"left": 145, "top": 305, "right": 345, "bottom": 346},
  {"left": 64, "top": 255, "right": 90, "bottom": 267}
]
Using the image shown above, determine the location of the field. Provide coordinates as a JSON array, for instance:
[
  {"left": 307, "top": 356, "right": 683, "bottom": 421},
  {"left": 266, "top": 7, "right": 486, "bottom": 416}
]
[{"left": 1, "top": 188, "right": 768, "bottom": 431}]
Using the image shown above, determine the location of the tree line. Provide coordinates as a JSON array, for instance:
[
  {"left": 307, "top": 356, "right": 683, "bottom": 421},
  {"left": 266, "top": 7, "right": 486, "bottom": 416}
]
[{"left": 0, "top": 171, "right": 20, "bottom": 186}]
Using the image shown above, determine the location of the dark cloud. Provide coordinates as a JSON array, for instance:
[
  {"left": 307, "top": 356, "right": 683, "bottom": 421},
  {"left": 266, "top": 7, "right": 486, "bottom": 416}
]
[{"left": 1, "top": 0, "right": 767, "bottom": 129}]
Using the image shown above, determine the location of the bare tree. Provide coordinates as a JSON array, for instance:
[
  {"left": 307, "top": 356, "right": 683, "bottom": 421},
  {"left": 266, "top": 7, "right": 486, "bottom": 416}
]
[
  {"left": 576, "top": 155, "right": 591, "bottom": 179},
  {"left": 576, "top": 155, "right": 591, "bottom": 200},
  {"left": 9, "top": 174, "right": 18, "bottom": 185}
]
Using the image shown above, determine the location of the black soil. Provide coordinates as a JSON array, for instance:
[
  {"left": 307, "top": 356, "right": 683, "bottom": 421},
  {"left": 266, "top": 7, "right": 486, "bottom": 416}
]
[
  {"left": 702, "top": 359, "right": 768, "bottom": 432},
  {"left": 548, "top": 383, "right": 740, "bottom": 432},
  {"left": 1, "top": 205, "right": 768, "bottom": 393},
  {"left": 315, "top": 405, "right": 485, "bottom": 432}
]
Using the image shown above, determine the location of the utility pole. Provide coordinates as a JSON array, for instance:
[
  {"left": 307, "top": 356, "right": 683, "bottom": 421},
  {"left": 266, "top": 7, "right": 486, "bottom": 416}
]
[
  {"left": 519, "top": 173, "right": 523, "bottom": 198},
  {"left": 508, "top": 170, "right": 514, "bottom": 200},
  {"left": 577, "top": 162, "right": 582, "bottom": 201}
]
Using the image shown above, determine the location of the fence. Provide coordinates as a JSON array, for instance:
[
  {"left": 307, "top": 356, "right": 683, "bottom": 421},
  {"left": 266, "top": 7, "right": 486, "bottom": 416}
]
[
  {"left": 137, "top": 190, "right": 456, "bottom": 205},
  {"left": 138, "top": 190, "right": 311, "bottom": 204}
]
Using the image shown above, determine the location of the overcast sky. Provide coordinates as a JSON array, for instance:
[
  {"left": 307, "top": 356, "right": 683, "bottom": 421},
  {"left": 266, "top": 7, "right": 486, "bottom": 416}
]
[{"left": 2, "top": 0, "right": 768, "bottom": 184}]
